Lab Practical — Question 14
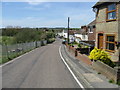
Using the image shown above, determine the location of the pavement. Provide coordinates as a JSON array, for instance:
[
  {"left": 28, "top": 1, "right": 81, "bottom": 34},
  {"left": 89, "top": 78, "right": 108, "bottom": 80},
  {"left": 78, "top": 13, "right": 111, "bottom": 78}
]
[
  {"left": 61, "top": 44, "right": 119, "bottom": 89},
  {"left": 2, "top": 39, "right": 79, "bottom": 88}
]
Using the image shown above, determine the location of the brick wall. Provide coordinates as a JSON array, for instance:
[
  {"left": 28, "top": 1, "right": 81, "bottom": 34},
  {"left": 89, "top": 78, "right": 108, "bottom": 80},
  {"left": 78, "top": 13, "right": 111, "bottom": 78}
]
[{"left": 88, "top": 28, "right": 96, "bottom": 41}]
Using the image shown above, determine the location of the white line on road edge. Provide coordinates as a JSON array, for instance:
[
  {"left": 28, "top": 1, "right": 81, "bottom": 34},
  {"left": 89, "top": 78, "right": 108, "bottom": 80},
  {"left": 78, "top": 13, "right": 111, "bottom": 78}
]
[
  {"left": 59, "top": 46, "right": 85, "bottom": 89},
  {"left": 0, "top": 48, "right": 40, "bottom": 67}
]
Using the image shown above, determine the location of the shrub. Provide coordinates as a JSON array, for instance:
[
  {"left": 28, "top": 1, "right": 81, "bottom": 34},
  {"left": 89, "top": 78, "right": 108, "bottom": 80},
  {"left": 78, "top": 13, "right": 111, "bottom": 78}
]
[
  {"left": 85, "top": 46, "right": 89, "bottom": 48},
  {"left": 78, "top": 44, "right": 81, "bottom": 48},
  {"left": 89, "top": 47, "right": 102, "bottom": 60},
  {"left": 47, "top": 38, "right": 55, "bottom": 44},
  {"left": 89, "top": 47, "right": 115, "bottom": 68},
  {"left": 73, "top": 41, "right": 78, "bottom": 45},
  {"left": 109, "top": 79, "right": 115, "bottom": 83}
]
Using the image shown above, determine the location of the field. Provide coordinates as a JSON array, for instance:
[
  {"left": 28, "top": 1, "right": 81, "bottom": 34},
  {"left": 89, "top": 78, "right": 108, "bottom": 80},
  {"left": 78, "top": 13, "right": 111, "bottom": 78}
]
[{"left": 1, "top": 36, "right": 15, "bottom": 45}]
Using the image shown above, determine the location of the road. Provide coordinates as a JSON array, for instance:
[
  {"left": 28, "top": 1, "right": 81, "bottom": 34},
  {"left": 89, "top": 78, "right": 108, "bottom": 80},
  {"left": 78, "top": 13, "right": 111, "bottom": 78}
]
[{"left": 2, "top": 39, "right": 80, "bottom": 88}]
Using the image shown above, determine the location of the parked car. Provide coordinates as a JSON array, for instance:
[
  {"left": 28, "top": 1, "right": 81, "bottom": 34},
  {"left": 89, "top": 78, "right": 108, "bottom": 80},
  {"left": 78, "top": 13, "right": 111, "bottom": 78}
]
[{"left": 62, "top": 40, "right": 66, "bottom": 44}]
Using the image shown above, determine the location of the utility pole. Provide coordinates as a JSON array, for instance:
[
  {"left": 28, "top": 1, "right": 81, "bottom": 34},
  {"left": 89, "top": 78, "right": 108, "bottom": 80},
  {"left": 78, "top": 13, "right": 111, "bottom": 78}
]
[
  {"left": 117, "top": 30, "right": 120, "bottom": 83},
  {"left": 115, "top": 27, "right": 120, "bottom": 83},
  {"left": 67, "top": 17, "right": 70, "bottom": 44}
]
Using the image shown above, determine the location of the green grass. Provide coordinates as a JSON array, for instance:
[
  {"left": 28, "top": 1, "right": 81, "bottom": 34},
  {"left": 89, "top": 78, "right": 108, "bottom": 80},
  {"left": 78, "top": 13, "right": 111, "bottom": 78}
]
[
  {"left": 1, "top": 36, "right": 15, "bottom": 45},
  {"left": 1, "top": 48, "right": 36, "bottom": 64}
]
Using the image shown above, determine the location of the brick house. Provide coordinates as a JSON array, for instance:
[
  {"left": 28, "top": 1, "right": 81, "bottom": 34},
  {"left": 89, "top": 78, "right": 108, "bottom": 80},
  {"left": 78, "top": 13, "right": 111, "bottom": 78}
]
[
  {"left": 87, "top": 20, "right": 96, "bottom": 42},
  {"left": 74, "top": 20, "right": 96, "bottom": 46},
  {"left": 93, "top": 1, "right": 120, "bottom": 62}
]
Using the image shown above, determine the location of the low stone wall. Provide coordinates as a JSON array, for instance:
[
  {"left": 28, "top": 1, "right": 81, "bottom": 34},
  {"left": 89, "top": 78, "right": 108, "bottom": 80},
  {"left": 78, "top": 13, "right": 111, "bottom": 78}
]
[
  {"left": 92, "top": 60, "right": 117, "bottom": 82},
  {"left": 65, "top": 43, "right": 120, "bottom": 83},
  {"left": 65, "top": 43, "right": 92, "bottom": 65}
]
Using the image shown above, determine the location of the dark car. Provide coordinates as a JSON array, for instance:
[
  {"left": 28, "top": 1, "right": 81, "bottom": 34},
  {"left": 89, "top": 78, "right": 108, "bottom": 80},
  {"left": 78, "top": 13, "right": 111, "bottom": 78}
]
[{"left": 62, "top": 40, "right": 66, "bottom": 44}]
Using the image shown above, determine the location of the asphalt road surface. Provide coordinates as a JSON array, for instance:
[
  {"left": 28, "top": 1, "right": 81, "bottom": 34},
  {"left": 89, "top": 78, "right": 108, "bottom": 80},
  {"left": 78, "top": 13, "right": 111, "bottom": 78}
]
[{"left": 2, "top": 39, "right": 80, "bottom": 88}]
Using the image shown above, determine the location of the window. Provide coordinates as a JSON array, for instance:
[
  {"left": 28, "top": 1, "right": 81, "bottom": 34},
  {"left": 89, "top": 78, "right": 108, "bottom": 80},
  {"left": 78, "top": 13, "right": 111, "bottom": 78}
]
[
  {"left": 89, "top": 28, "right": 92, "bottom": 32},
  {"left": 106, "top": 35, "right": 115, "bottom": 52},
  {"left": 106, "top": 4, "right": 116, "bottom": 21},
  {"left": 88, "top": 26, "right": 93, "bottom": 33}
]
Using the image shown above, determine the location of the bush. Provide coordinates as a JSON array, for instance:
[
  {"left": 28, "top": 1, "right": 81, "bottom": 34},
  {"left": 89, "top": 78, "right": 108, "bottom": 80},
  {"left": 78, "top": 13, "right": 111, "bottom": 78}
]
[
  {"left": 73, "top": 41, "right": 78, "bottom": 45},
  {"left": 85, "top": 46, "right": 89, "bottom": 48},
  {"left": 47, "top": 38, "right": 55, "bottom": 44},
  {"left": 109, "top": 79, "right": 115, "bottom": 83},
  {"left": 89, "top": 47, "right": 115, "bottom": 68},
  {"left": 78, "top": 44, "right": 81, "bottom": 48}
]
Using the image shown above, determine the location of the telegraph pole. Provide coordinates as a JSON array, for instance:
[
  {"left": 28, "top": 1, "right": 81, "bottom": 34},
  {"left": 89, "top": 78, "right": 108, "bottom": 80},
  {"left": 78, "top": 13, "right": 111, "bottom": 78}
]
[
  {"left": 117, "top": 30, "right": 120, "bottom": 83},
  {"left": 67, "top": 17, "right": 70, "bottom": 43}
]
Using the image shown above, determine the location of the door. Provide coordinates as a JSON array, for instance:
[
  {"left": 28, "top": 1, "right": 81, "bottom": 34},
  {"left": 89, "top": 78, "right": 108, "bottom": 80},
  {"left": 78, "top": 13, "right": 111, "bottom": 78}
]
[{"left": 98, "top": 34, "right": 103, "bottom": 49}]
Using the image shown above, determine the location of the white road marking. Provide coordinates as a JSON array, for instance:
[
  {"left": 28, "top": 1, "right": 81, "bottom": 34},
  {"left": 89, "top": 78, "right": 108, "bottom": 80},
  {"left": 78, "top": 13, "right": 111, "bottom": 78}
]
[
  {"left": 0, "top": 48, "right": 40, "bottom": 67},
  {"left": 59, "top": 46, "right": 85, "bottom": 89}
]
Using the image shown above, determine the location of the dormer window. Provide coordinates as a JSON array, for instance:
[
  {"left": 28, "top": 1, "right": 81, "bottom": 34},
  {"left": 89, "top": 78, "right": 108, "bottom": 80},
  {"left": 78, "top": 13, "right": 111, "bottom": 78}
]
[{"left": 106, "top": 3, "right": 117, "bottom": 21}]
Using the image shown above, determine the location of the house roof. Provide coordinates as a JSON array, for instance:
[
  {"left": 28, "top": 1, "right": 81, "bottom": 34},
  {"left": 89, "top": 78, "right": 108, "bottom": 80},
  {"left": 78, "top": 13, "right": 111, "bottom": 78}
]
[
  {"left": 75, "top": 29, "right": 88, "bottom": 35},
  {"left": 75, "top": 37, "right": 82, "bottom": 40},
  {"left": 69, "top": 30, "right": 77, "bottom": 35},
  {"left": 63, "top": 30, "right": 67, "bottom": 33},
  {"left": 88, "top": 20, "right": 96, "bottom": 26},
  {"left": 93, "top": 0, "right": 120, "bottom": 8},
  {"left": 75, "top": 30, "right": 82, "bottom": 34},
  {"left": 63, "top": 30, "right": 77, "bottom": 35}
]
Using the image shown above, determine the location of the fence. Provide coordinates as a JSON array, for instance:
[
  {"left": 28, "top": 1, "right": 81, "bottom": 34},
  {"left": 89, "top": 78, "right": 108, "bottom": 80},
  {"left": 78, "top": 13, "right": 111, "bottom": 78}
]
[{"left": 1, "top": 40, "right": 47, "bottom": 64}]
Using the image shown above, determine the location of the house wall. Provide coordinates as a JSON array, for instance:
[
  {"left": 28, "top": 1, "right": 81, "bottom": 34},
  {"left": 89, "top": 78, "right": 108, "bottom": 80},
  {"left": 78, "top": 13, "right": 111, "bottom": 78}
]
[
  {"left": 88, "top": 28, "right": 96, "bottom": 41},
  {"left": 62, "top": 30, "right": 67, "bottom": 38},
  {"left": 118, "top": 4, "right": 120, "bottom": 43},
  {"left": 95, "top": 3, "right": 119, "bottom": 62},
  {"left": 58, "top": 33, "right": 63, "bottom": 37},
  {"left": 75, "top": 38, "right": 80, "bottom": 43},
  {"left": 69, "top": 35, "right": 75, "bottom": 43},
  {"left": 75, "top": 34, "right": 88, "bottom": 41},
  {"left": 63, "top": 33, "right": 68, "bottom": 38}
]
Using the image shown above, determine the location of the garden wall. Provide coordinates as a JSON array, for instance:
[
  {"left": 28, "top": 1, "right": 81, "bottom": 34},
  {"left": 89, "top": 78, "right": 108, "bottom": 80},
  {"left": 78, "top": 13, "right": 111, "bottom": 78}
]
[
  {"left": 65, "top": 43, "right": 92, "bottom": 65},
  {"left": 92, "top": 60, "right": 118, "bottom": 82},
  {"left": 65, "top": 43, "right": 119, "bottom": 82}
]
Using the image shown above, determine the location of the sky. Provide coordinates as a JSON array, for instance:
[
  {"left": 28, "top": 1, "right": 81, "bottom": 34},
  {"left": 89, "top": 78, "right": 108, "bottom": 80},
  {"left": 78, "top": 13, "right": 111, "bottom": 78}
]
[{"left": 2, "top": 2, "right": 97, "bottom": 28}]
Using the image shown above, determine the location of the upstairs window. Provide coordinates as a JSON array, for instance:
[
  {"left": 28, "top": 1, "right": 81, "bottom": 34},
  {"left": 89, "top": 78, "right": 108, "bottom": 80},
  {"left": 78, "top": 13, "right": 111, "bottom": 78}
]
[{"left": 106, "top": 4, "right": 117, "bottom": 21}]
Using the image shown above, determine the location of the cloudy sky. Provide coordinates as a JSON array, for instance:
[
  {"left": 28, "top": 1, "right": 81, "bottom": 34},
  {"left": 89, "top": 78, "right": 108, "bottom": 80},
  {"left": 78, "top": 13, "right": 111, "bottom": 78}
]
[{"left": 2, "top": 2, "right": 97, "bottom": 28}]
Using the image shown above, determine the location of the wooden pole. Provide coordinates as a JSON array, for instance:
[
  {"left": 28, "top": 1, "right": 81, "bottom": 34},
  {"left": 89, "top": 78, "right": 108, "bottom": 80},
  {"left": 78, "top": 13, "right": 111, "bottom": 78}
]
[{"left": 68, "top": 17, "right": 70, "bottom": 44}]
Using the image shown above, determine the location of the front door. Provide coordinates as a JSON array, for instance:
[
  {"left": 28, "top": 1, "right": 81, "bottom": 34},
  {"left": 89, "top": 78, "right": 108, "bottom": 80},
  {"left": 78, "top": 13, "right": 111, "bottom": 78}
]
[{"left": 98, "top": 34, "right": 103, "bottom": 49}]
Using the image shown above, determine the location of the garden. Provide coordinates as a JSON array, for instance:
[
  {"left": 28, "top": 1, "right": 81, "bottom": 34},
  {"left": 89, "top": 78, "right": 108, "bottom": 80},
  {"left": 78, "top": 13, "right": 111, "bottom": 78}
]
[{"left": 66, "top": 40, "right": 116, "bottom": 68}]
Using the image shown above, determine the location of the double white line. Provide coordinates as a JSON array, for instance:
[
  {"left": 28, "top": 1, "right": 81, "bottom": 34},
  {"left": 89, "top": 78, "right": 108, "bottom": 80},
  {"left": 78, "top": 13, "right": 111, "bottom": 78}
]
[{"left": 59, "top": 46, "right": 85, "bottom": 89}]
